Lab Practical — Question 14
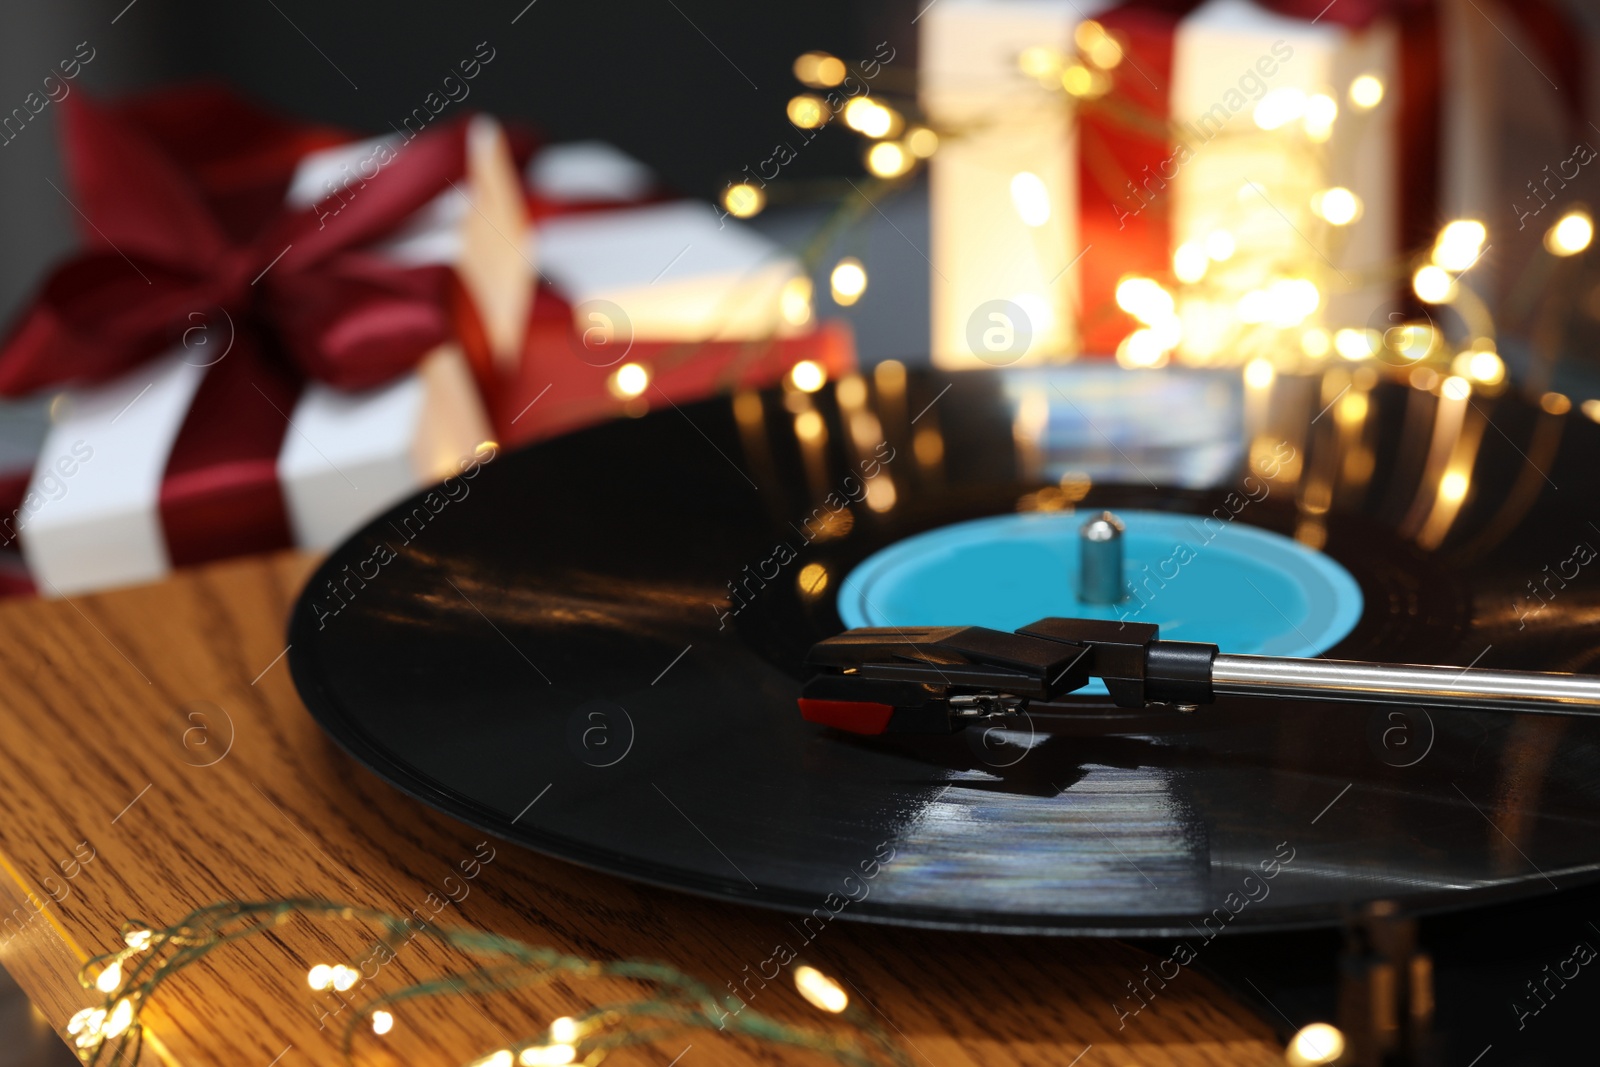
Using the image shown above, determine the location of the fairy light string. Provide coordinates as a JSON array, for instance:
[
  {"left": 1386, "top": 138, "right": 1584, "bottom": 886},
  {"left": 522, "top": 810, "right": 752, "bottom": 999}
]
[{"left": 66, "top": 899, "right": 908, "bottom": 1067}]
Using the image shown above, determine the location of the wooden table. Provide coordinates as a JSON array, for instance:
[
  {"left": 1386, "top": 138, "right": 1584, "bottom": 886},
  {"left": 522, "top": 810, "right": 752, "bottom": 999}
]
[{"left": 0, "top": 552, "right": 1284, "bottom": 1066}]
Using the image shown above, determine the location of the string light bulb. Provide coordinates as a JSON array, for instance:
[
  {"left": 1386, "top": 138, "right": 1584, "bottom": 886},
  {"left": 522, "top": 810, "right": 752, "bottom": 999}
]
[
  {"left": 1287, "top": 1022, "right": 1346, "bottom": 1067},
  {"left": 609, "top": 362, "right": 650, "bottom": 399},
  {"left": 307, "top": 964, "right": 333, "bottom": 991},
  {"left": 830, "top": 258, "right": 868, "bottom": 305},
  {"left": 520, "top": 1046, "right": 576, "bottom": 1066},
  {"left": 1312, "top": 187, "right": 1361, "bottom": 225},
  {"left": 793, "top": 965, "right": 849, "bottom": 1013},
  {"left": 1304, "top": 94, "right": 1338, "bottom": 141},
  {"left": 793, "top": 52, "right": 846, "bottom": 88},
  {"left": 866, "top": 141, "right": 912, "bottom": 178},
  {"left": 468, "top": 1051, "right": 514, "bottom": 1067},
  {"left": 906, "top": 127, "right": 939, "bottom": 158},
  {"left": 721, "top": 183, "right": 765, "bottom": 220},
  {"left": 95, "top": 961, "right": 123, "bottom": 994},
  {"left": 842, "top": 97, "right": 895, "bottom": 138},
  {"left": 1412, "top": 265, "right": 1456, "bottom": 304},
  {"left": 1074, "top": 20, "right": 1123, "bottom": 69},
  {"left": 124, "top": 929, "right": 154, "bottom": 950},
  {"left": 1432, "top": 220, "right": 1487, "bottom": 271},
  {"left": 1244, "top": 358, "right": 1275, "bottom": 389},
  {"left": 780, "top": 276, "right": 813, "bottom": 327},
  {"left": 789, "top": 360, "right": 826, "bottom": 393},
  {"left": 1017, "top": 46, "right": 1063, "bottom": 81},
  {"left": 1173, "top": 241, "right": 1208, "bottom": 283},
  {"left": 1349, "top": 74, "right": 1385, "bottom": 109},
  {"left": 371, "top": 1010, "right": 394, "bottom": 1035},
  {"left": 786, "top": 95, "right": 827, "bottom": 130},
  {"left": 1546, "top": 209, "right": 1594, "bottom": 256}
]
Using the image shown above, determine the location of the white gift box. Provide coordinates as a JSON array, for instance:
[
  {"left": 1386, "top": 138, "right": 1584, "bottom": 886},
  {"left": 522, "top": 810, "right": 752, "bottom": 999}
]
[
  {"left": 921, "top": 0, "right": 1402, "bottom": 366},
  {"left": 921, "top": 0, "right": 1102, "bottom": 367},
  {"left": 17, "top": 117, "right": 529, "bottom": 597},
  {"left": 524, "top": 141, "right": 809, "bottom": 342}
]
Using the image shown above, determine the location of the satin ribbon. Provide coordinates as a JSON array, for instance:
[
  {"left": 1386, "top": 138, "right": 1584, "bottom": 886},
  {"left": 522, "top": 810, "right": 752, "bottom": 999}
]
[
  {"left": 1077, "top": 0, "right": 1585, "bottom": 352},
  {"left": 0, "top": 88, "right": 478, "bottom": 568}
]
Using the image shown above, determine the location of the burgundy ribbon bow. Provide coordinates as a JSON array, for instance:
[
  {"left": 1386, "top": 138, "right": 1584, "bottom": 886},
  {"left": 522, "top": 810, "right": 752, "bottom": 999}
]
[
  {"left": 0, "top": 88, "right": 482, "bottom": 571},
  {"left": 0, "top": 89, "right": 472, "bottom": 396}
]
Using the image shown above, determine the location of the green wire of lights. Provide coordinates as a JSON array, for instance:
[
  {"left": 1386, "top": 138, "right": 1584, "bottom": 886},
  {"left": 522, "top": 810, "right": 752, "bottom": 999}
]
[{"left": 64, "top": 898, "right": 909, "bottom": 1067}]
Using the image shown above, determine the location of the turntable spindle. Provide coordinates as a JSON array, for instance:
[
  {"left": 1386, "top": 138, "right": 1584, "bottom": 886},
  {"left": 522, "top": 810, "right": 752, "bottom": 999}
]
[{"left": 1077, "top": 510, "right": 1127, "bottom": 605}]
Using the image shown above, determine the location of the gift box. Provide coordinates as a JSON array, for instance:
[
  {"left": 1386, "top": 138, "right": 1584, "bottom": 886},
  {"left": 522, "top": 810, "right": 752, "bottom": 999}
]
[
  {"left": 502, "top": 143, "right": 856, "bottom": 446},
  {"left": 0, "top": 89, "right": 529, "bottom": 597},
  {"left": 920, "top": 0, "right": 1591, "bottom": 368}
]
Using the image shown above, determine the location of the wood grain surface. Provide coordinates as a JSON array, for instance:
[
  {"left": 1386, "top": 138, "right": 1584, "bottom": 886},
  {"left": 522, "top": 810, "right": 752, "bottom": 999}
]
[{"left": 0, "top": 552, "right": 1284, "bottom": 1066}]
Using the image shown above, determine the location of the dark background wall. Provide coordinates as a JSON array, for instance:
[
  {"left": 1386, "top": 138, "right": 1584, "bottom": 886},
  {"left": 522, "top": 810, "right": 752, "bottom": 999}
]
[{"left": 0, "top": 0, "right": 923, "bottom": 323}]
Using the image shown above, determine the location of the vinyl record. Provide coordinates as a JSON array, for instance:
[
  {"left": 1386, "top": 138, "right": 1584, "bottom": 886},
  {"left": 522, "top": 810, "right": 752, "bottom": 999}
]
[{"left": 288, "top": 365, "right": 1600, "bottom": 935}]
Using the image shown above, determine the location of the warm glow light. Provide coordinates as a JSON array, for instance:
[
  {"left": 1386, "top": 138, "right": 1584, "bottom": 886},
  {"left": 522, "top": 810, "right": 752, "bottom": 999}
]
[
  {"left": 469, "top": 1052, "right": 514, "bottom": 1067},
  {"left": 1349, "top": 74, "right": 1385, "bottom": 109},
  {"left": 96, "top": 962, "right": 123, "bottom": 994},
  {"left": 1542, "top": 392, "right": 1571, "bottom": 415},
  {"left": 790, "top": 360, "right": 826, "bottom": 393},
  {"left": 102, "top": 999, "right": 134, "bottom": 1040},
  {"left": 520, "top": 1046, "right": 576, "bottom": 1067},
  {"left": 1244, "top": 358, "right": 1275, "bottom": 390},
  {"left": 1413, "top": 265, "right": 1456, "bottom": 304},
  {"left": 906, "top": 126, "right": 939, "bottom": 158},
  {"left": 1441, "top": 375, "right": 1472, "bottom": 401},
  {"left": 798, "top": 562, "right": 830, "bottom": 597},
  {"left": 722, "top": 182, "right": 765, "bottom": 219},
  {"left": 372, "top": 1010, "right": 394, "bottom": 1036},
  {"left": 1583, "top": 399, "right": 1600, "bottom": 422},
  {"left": 307, "top": 964, "right": 333, "bottom": 991},
  {"left": 1287, "top": 1022, "right": 1346, "bottom": 1067},
  {"left": 1115, "top": 276, "right": 1175, "bottom": 324},
  {"left": 794, "top": 965, "right": 849, "bottom": 1012},
  {"left": 866, "top": 141, "right": 911, "bottom": 178},
  {"left": 1546, "top": 210, "right": 1594, "bottom": 256},
  {"left": 1432, "top": 219, "right": 1487, "bottom": 270},
  {"left": 611, "top": 362, "right": 650, "bottom": 398},
  {"left": 780, "top": 276, "right": 813, "bottom": 326},
  {"left": 1313, "top": 187, "right": 1361, "bottom": 225},
  {"left": 1304, "top": 93, "right": 1338, "bottom": 140},
  {"left": 125, "top": 929, "right": 154, "bottom": 951},
  {"left": 1271, "top": 278, "right": 1321, "bottom": 326},
  {"left": 1334, "top": 328, "right": 1379, "bottom": 361},
  {"left": 1060, "top": 64, "right": 1095, "bottom": 96},
  {"left": 843, "top": 97, "right": 893, "bottom": 138},
  {"left": 795, "top": 409, "right": 826, "bottom": 442},
  {"left": 1253, "top": 87, "right": 1308, "bottom": 130},
  {"left": 1204, "top": 230, "right": 1236, "bottom": 261},
  {"left": 1075, "top": 20, "right": 1123, "bottom": 69},
  {"left": 1018, "top": 45, "right": 1063, "bottom": 80},
  {"left": 794, "top": 52, "right": 846, "bottom": 88},
  {"left": 787, "top": 94, "right": 827, "bottom": 129},
  {"left": 1387, "top": 321, "right": 1437, "bottom": 361},
  {"left": 1338, "top": 390, "right": 1369, "bottom": 425},
  {"left": 1009, "top": 171, "right": 1052, "bottom": 227},
  {"left": 548, "top": 1018, "right": 579, "bottom": 1044},
  {"left": 1301, "top": 328, "right": 1331, "bottom": 358},
  {"left": 1173, "top": 241, "right": 1208, "bottom": 283},
  {"left": 1439, "top": 469, "right": 1469, "bottom": 504},
  {"left": 830, "top": 258, "right": 867, "bottom": 305},
  {"left": 1456, "top": 349, "right": 1505, "bottom": 385},
  {"left": 1116, "top": 329, "right": 1167, "bottom": 368},
  {"left": 865, "top": 476, "right": 897, "bottom": 512},
  {"left": 332, "top": 965, "right": 358, "bottom": 992}
]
